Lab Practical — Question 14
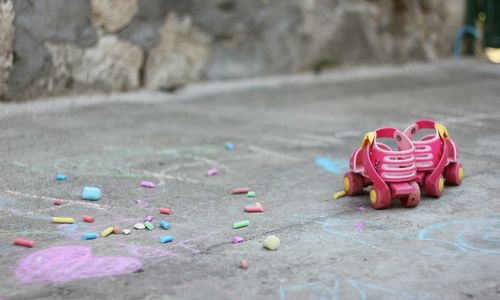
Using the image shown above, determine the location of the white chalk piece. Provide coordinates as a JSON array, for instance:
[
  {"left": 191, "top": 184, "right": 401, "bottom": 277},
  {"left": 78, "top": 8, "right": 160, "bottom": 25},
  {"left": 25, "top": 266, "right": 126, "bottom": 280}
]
[
  {"left": 263, "top": 235, "right": 280, "bottom": 251},
  {"left": 81, "top": 186, "right": 101, "bottom": 201},
  {"left": 134, "top": 223, "right": 145, "bottom": 230},
  {"left": 122, "top": 229, "right": 131, "bottom": 235}
]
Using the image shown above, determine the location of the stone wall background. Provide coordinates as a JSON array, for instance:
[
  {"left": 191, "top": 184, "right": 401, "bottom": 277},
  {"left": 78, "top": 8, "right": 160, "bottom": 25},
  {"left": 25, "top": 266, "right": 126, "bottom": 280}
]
[{"left": 0, "top": 0, "right": 464, "bottom": 101}]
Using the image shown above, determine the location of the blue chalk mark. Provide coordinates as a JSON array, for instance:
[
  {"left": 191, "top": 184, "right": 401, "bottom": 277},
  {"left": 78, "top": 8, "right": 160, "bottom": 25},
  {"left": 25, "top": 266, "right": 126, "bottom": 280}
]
[
  {"left": 315, "top": 156, "right": 348, "bottom": 174},
  {"left": 82, "top": 186, "right": 101, "bottom": 201},
  {"left": 225, "top": 143, "right": 234, "bottom": 151},
  {"left": 55, "top": 174, "right": 67, "bottom": 181},
  {"left": 348, "top": 278, "right": 419, "bottom": 300}
]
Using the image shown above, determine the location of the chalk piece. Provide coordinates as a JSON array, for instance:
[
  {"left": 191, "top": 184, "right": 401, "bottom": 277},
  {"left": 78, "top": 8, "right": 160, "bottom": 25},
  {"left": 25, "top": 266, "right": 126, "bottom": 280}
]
[
  {"left": 122, "top": 229, "right": 131, "bottom": 235},
  {"left": 140, "top": 180, "right": 155, "bottom": 188},
  {"left": 144, "top": 221, "right": 155, "bottom": 230},
  {"left": 207, "top": 168, "right": 218, "bottom": 176},
  {"left": 113, "top": 226, "right": 121, "bottom": 234},
  {"left": 159, "top": 220, "right": 170, "bottom": 230},
  {"left": 82, "top": 215, "right": 94, "bottom": 223},
  {"left": 246, "top": 191, "right": 256, "bottom": 197},
  {"left": 255, "top": 202, "right": 262, "bottom": 208},
  {"left": 355, "top": 222, "right": 364, "bottom": 231},
  {"left": 134, "top": 223, "right": 145, "bottom": 230},
  {"left": 231, "top": 236, "right": 244, "bottom": 244},
  {"left": 263, "top": 235, "right": 280, "bottom": 251},
  {"left": 358, "top": 206, "right": 365, "bottom": 213},
  {"left": 225, "top": 143, "right": 234, "bottom": 150},
  {"left": 82, "top": 186, "right": 101, "bottom": 201},
  {"left": 144, "top": 216, "right": 153, "bottom": 222},
  {"left": 53, "top": 198, "right": 62, "bottom": 206},
  {"left": 55, "top": 174, "right": 67, "bottom": 181},
  {"left": 100, "top": 226, "right": 114, "bottom": 237},
  {"left": 244, "top": 205, "right": 263, "bottom": 213},
  {"left": 159, "top": 207, "right": 172, "bottom": 215},
  {"left": 233, "top": 220, "right": 249, "bottom": 229},
  {"left": 82, "top": 232, "right": 98, "bottom": 240},
  {"left": 159, "top": 235, "right": 174, "bottom": 243},
  {"left": 232, "top": 187, "right": 250, "bottom": 194},
  {"left": 240, "top": 259, "right": 249, "bottom": 269},
  {"left": 14, "top": 238, "right": 34, "bottom": 248},
  {"left": 332, "top": 190, "right": 346, "bottom": 200},
  {"left": 52, "top": 217, "right": 74, "bottom": 224}
]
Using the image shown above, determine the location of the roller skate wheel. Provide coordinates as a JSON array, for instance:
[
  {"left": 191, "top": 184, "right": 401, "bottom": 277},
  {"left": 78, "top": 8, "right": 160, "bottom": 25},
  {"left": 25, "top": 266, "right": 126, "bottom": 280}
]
[
  {"left": 439, "top": 177, "right": 444, "bottom": 192},
  {"left": 370, "top": 190, "right": 377, "bottom": 205},
  {"left": 458, "top": 166, "right": 463, "bottom": 182}
]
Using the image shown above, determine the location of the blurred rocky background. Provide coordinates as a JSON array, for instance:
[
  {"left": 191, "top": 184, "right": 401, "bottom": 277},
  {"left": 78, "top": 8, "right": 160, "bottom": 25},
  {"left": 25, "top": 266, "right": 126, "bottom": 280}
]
[{"left": 0, "top": 0, "right": 465, "bottom": 101}]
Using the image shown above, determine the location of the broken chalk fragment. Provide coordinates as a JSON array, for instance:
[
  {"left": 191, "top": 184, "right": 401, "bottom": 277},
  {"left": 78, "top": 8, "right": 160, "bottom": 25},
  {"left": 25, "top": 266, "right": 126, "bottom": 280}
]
[
  {"left": 159, "top": 220, "right": 170, "bottom": 230},
  {"left": 246, "top": 191, "right": 256, "bottom": 197},
  {"left": 263, "top": 235, "right": 280, "bottom": 251},
  {"left": 52, "top": 217, "right": 74, "bottom": 224},
  {"left": 122, "top": 229, "right": 131, "bottom": 235},
  {"left": 225, "top": 143, "right": 234, "bottom": 151},
  {"left": 231, "top": 236, "right": 244, "bottom": 244},
  {"left": 232, "top": 187, "right": 250, "bottom": 194},
  {"left": 207, "top": 168, "right": 218, "bottom": 176},
  {"left": 233, "top": 220, "right": 249, "bottom": 229},
  {"left": 53, "top": 198, "right": 62, "bottom": 206},
  {"left": 82, "top": 186, "right": 101, "bottom": 201},
  {"left": 14, "top": 239, "right": 35, "bottom": 248},
  {"left": 100, "top": 227, "right": 114, "bottom": 238},
  {"left": 255, "top": 202, "right": 262, "bottom": 208},
  {"left": 82, "top": 232, "right": 98, "bottom": 240},
  {"left": 55, "top": 174, "right": 67, "bottom": 181},
  {"left": 144, "top": 216, "right": 153, "bottom": 222},
  {"left": 82, "top": 215, "right": 94, "bottom": 223},
  {"left": 134, "top": 223, "right": 146, "bottom": 230},
  {"left": 159, "top": 207, "right": 172, "bottom": 215},
  {"left": 144, "top": 221, "right": 155, "bottom": 230},
  {"left": 240, "top": 259, "right": 249, "bottom": 269},
  {"left": 140, "top": 180, "right": 155, "bottom": 188},
  {"left": 332, "top": 190, "right": 346, "bottom": 200},
  {"left": 245, "top": 206, "right": 264, "bottom": 213},
  {"left": 355, "top": 222, "right": 364, "bottom": 231},
  {"left": 159, "top": 235, "right": 173, "bottom": 243},
  {"left": 113, "top": 226, "right": 121, "bottom": 234}
]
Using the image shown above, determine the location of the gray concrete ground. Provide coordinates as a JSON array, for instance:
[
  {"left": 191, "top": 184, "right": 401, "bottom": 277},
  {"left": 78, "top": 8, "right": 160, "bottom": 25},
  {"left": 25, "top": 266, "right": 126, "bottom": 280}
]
[{"left": 0, "top": 60, "right": 500, "bottom": 300}]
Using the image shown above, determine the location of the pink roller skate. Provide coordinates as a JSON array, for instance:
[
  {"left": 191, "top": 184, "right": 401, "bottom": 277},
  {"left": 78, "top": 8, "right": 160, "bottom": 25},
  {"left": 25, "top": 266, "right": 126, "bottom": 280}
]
[
  {"left": 334, "top": 127, "right": 421, "bottom": 209},
  {"left": 403, "top": 120, "right": 463, "bottom": 197}
]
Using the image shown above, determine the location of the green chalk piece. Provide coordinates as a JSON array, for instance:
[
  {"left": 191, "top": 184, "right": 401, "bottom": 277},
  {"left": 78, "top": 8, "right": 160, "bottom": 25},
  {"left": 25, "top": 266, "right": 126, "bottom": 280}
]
[
  {"left": 144, "top": 221, "right": 155, "bottom": 230},
  {"left": 233, "top": 220, "right": 250, "bottom": 229},
  {"left": 246, "top": 191, "right": 256, "bottom": 197}
]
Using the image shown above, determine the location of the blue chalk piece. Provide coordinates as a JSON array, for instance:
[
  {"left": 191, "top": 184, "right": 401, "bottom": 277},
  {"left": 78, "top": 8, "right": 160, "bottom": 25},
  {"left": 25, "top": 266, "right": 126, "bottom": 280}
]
[
  {"left": 82, "top": 232, "right": 98, "bottom": 240},
  {"left": 159, "top": 220, "right": 170, "bottom": 230},
  {"left": 82, "top": 186, "right": 101, "bottom": 201},
  {"left": 225, "top": 143, "right": 234, "bottom": 151},
  {"left": 159, "top": 235, "right": 173, "bottom": 243},
  {"left": 55, "top": 174, "right": 67, "bottom": 181}
]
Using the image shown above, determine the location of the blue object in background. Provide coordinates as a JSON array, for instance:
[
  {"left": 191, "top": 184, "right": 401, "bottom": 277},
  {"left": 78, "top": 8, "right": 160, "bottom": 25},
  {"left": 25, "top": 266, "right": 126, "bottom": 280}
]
[
  {"left": 159, "top": 220, "right": 170, "bottom": 230},
  {"left": 82, "top": 186, "right": 101, "bottom": 201},
  {"left": 55, "top": 174, "right": 67, "bottom": 181},
  {"left": 159, "top": 235, "right": 174, "bottom": 243},
  {"left": 225, "top": 143, "right": 234, "bottom": 151},
  {"left": 315, "top": 156, "right": 349, "bottom": 174}
]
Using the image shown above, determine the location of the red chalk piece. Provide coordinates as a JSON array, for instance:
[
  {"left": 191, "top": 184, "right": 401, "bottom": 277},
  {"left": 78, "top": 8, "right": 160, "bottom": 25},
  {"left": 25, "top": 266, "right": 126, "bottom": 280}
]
[
  {"left": 53, "top": 199, "right": 62, "bottom": 206},
  {"left": 159, "top": 207, "right": 172, "bottom": 215},
  {"left": 232, "top": 188, "right": 250, "bottom": 194},
  {"left": 240, "top": 259, "right": 249, "bottom": 269},
  {"left": 82, "top": 215, "right": 94, "bottom": 223},
  {"left": 14, "top": 239, "right": 35, "bottom": 248},
  {"left": 245, "top": 206, "right": 264, "bottom": 213}
]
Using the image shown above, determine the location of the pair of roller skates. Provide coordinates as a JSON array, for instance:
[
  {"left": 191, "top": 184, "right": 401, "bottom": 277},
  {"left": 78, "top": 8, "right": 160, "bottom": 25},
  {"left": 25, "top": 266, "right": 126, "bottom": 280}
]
[{"left": 334, "top": 119, "right": 463, "bottom": 209}]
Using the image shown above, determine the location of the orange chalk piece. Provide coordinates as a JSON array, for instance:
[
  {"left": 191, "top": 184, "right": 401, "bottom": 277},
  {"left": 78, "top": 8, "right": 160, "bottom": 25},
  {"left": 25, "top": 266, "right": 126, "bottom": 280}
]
[
  {"left": 159, "top": 207, "right": 172, "bottom": 215},
  {"left": 245, "top": 206, "right": 264, "bottom": 213},
  {"left": 240, "top": 259, "right": 249, "bottom": 269},
  {"left": 113, "top": 226, "right": 121, "bottom": 234},
  {"left": 232, "top": 188, "right": 250, "bottom": 194},
  {"left": 53, "top": 198, "right": 62, "bottom": 206},
  {"left": 14, "top": 239, "right": 35, "bottom": 248},
  {"left": 82, "top": 215, "right": 94, "bottom": 223}
]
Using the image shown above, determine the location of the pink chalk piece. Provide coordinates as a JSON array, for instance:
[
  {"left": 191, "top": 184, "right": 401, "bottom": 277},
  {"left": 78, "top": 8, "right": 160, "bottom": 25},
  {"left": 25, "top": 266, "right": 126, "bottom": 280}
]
[
  {"left": 159, "top": 207, "right": 172, "bottom": 215},
  {"left": 355, "top": 222, "right": 364, "bottom": 231},
  {"left": 207, "top": 168, "right": 218, "bottom": 176},
  {"left": 231, "top": 236, "right": 244, "bottom": 244},
  {"left": 144, "top": 216, "right": 153, "bottom": 222},
  {"left": 358, "top": 206, "right": 365, "bottom": 213},
  {"left": 244, "top": 206, "right": 264, "bottom": 213},
  {"left": 240, "top": 259, "right": 249, "bottom": 270},
  {"left": 140, "top": 180, "right": 155, "bottom": 188},
  {"left": 15, "top": 246, "right": 142, "bottom": 283}
]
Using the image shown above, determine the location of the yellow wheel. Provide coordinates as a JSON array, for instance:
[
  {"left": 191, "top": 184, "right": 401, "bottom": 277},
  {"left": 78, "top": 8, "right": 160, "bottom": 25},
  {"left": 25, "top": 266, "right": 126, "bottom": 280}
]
[{"left": 370, "top": 190, "right": 377, "bottom": 205}]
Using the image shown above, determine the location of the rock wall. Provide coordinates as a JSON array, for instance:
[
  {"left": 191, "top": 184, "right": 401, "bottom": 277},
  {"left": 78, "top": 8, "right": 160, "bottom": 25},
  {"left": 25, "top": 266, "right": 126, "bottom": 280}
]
[{"left": 0, "top": 0, "right": 464, "bottom": 101}]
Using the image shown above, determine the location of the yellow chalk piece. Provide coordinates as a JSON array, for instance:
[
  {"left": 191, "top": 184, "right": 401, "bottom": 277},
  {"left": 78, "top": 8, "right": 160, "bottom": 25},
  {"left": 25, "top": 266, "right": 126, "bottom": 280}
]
[
  {"left": 332, "top": 190, "right": 346, "bottom": 200},
  {"left": 100, "top": 226, "right": 114, "bottom": 238},
  {"left": 255, "top": 202, "right": 262, "bottom": 208},
  {"left": 435, "top": 123, "right": 449, "bottom": 138},
  {"left": 360, "top": 131, "right": 375, "bottom": 148},
  {"left": 51, "top": 217, "right": 74, "bottom": 224}
]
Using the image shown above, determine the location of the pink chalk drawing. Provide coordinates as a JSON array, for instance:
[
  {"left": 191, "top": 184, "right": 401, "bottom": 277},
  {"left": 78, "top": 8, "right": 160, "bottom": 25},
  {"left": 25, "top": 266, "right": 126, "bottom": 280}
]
[
  {"left": 15, "top": 246, "right": 142, "bottom": 283},
  {"left": 355, "top": 222, "right": 365, "bottom": 231}
]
